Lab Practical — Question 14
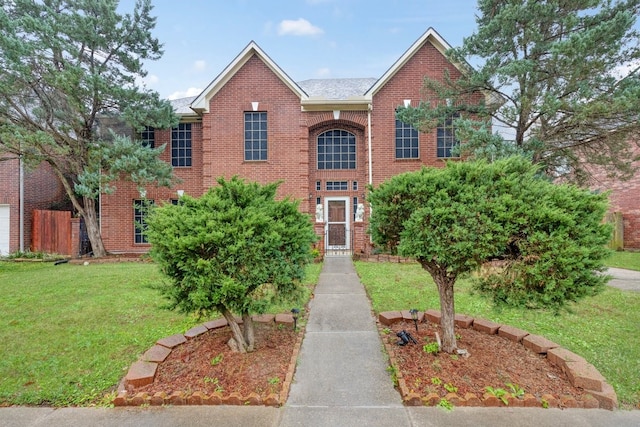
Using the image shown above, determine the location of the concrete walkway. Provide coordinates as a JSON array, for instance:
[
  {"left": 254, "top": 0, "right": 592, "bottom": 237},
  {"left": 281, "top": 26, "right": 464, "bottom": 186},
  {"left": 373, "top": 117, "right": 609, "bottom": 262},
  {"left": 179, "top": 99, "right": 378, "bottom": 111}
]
[
  {"left": 607, "top": 267, "right": 640, "bottom": 292},
  {"left": 2, "top": 257, "right": 639, "bottom": 427}
]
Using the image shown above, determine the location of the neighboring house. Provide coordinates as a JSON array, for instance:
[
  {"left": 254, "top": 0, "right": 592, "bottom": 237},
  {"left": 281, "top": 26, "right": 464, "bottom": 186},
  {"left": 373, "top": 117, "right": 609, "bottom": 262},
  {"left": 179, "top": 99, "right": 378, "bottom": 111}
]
[
  {"left": 588, "top": 141, "right": 640, "bottom": 250},
  {"left": 0, "top": 156, "right": 68, "bottom": 255},
  {"left": 101, "top": 27, "right": 474, "bottom": 256}
]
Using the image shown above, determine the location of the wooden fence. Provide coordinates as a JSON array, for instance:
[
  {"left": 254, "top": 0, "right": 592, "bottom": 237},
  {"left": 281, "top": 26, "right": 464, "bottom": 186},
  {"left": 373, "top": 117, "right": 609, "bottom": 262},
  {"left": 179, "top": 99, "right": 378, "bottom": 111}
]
[{"left": 32, "top": 210, "right": 72, "bottom": 255}]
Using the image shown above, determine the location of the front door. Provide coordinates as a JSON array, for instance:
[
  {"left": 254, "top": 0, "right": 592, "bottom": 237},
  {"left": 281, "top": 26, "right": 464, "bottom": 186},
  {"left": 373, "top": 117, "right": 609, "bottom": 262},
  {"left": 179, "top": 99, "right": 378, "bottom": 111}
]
[{"left": 325, "top": 197, "right": 349, "bottom": 251}]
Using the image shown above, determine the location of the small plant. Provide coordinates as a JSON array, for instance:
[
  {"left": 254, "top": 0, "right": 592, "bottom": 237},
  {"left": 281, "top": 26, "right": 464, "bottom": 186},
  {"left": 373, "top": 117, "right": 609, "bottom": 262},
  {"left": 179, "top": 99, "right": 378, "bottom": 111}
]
[
  {"left": 437, "top": 398, "right": 454, "bottom": 411},
  {"left": 387, "top": 365, "right": 399, "bottom": 387},
  {"left": 485, "top": 386, "right": 508, "bottom": 405},
  {"left": 541, "top": 398, "right": 549, "bottom": 409},
  {"left": 431, "top": 359, "right": 442, "bottom": 372},
  {"left": 423, "top": 341, "right": 439, "bottom": 355},
  {"left": 444, "top": 383, "right": 458, "bottom": 393},
  {"left": 382, "top": 327, "right": 392, "bottom": 335},
  {"left": 267, "top": 377, "right": 280, "bottom": 385},
  {"left": 506, "top": 382, "right": 525, "bottom": 398},
  {"left": 450, "top": 354, "right": 459, "bottom": 361},
  {"left": 210, "top": 353, "right": 223, "bottom": 366},
  {"left": 203, "top": 376, "right": 224, "bottom": 393},
  {"left": 431, "top": 377, "right": 442, "bottom": 386}
]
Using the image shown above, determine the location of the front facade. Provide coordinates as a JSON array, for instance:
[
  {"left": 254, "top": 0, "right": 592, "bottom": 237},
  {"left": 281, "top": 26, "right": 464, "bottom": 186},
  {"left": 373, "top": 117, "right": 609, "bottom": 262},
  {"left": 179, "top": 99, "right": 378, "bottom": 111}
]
[{"left": 100, "top": 28, "right": 474, "bottom": 255}]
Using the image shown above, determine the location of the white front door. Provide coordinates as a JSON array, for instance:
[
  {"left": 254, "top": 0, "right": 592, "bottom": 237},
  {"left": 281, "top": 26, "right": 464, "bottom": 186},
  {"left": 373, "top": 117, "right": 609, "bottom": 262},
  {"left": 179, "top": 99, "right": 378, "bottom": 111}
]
[
  {"left": 0, "top": 205, "right": 10, "bottom": 255},
  {"left": 325, "top": 197, "right": 350, "bottom": 251}
]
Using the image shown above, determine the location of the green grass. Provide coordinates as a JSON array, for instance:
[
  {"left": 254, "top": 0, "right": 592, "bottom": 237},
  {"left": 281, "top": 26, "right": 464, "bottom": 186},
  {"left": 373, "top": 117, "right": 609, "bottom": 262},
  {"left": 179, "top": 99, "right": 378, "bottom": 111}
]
[
  {"left": 604, "top": 251, "right": 640, "bottom": 271},
  {"left": 355, "top": 261, "right": 640, "bottom": 409},
  {"left": 0, "top": 260, "right": 321, "bottom": 406}
]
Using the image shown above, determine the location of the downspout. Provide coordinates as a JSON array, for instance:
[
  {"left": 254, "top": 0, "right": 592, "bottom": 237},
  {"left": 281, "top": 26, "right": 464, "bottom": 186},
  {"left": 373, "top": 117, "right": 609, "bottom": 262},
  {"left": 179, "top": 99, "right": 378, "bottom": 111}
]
[
  {"left": 367, "top": 104, "right": 372, "bottom": 186},
  {"left": 19, "top": 154, "right": 24, "bottom": 252}
]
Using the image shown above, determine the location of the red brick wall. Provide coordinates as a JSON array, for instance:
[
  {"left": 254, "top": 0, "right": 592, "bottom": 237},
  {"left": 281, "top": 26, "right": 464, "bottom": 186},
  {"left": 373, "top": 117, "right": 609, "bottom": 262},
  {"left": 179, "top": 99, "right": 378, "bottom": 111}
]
[
  {"left": 0, "top": 157, "right": 66, "bottom": 253},
  {"left": 370, "top": 42, "right": 463, "bottom": 187},
  {"left": 589, "top": 142, "right": 640, "bottom": 249},
  {"left": 99, "top": 40, "right": 483, "bottom": 255}
]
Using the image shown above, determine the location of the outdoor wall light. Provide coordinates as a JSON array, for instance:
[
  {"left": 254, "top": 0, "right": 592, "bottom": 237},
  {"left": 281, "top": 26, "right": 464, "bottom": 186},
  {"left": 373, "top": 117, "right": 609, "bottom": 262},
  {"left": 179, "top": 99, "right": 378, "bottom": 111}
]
[
  {"left": 404, "top": 99, "right": 411, "bottom": 108},
  {"left": 409, "top": 308, "right": 419, "bottom": 332},
  {"left": 138, "top": 188, "right": 147, "bottom": 198},
  {"left": 291, "top": 308, "right": 300, "bottom": 331},
  {"left": 177, "top": 189, "right": 184, "bottom": 198}
]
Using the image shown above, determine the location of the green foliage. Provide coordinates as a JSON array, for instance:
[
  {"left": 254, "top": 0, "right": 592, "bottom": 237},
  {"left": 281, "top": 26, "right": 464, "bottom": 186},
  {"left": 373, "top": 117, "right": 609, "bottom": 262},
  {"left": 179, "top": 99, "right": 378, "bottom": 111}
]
[
  {"left": 485, "top": 386, "right": 509, "bottom": 405},
  {"left": 210, "top": 354, "right": 223, "bottom": 366},
  {"left": 368, "top": 157, "right": 611, "bottom": 312},
  {"left": 431, "top": 377, "right": 442, "bottom": 386},
  {"left": 387, "top": 365, "right": 399, "bottom": 387},
  {"left": 423, "top": 342, "right": 440, "bottom": 355},
  {"left": 506, "top": 382, "right": 525, "bottom": 398},
  {"left": 437, "top": 398, "right": 454, "bottom": 411},
  {"left": 0, "top": 0, "right": 178, "bottom": 256},
  {"left": 398, "top": 0, "right": 640, "bottom": 183},
  {"left": 146, "top": 176, "right": 317, "bottom": 318},
  {"left": 605, "top": 251, "right": 640, "bottom": 271}
]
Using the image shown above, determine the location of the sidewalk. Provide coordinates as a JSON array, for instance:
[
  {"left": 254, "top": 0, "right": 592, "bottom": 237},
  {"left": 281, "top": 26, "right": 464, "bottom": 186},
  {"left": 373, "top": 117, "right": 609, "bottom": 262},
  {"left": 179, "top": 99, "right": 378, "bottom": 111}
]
[{"left": 2, "top": 256, "right": 639, "bottom": 427}]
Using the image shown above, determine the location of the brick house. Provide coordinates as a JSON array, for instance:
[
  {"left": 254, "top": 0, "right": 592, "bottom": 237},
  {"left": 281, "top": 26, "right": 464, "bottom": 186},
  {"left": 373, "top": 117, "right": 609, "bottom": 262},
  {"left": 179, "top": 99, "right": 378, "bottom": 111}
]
[
  {"left": 100, "top": 27, "right": 473, "bottom": 256},
  {"left": 0, "top": 156, "right": 68, "bottom": 255}
]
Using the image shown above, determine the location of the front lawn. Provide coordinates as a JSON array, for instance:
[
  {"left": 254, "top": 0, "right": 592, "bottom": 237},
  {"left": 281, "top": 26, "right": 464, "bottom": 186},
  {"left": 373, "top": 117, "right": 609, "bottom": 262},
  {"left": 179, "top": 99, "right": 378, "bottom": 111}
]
[
  {"left": 355, "top": 261, "right": 640, "bottom": 409},
  {"left": 605, "top": 251, "right": 640, "bottom": 271},
  {"left": 0, "top": 261, "right": 320, "bottom": 406}
]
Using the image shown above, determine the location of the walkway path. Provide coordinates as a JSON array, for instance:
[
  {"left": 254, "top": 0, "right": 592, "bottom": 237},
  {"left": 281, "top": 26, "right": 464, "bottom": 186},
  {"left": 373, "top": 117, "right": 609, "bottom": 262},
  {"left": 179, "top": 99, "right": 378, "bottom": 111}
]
[{"left": 2, "top": 256, "right": 640, "bottom": 426}]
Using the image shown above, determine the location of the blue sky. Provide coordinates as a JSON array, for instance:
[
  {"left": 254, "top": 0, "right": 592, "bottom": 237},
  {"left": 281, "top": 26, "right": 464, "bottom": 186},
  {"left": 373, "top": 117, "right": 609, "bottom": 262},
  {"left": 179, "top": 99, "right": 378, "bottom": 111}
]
[{"left": 119, "top": 0, "right": 480, "bottom": 100}]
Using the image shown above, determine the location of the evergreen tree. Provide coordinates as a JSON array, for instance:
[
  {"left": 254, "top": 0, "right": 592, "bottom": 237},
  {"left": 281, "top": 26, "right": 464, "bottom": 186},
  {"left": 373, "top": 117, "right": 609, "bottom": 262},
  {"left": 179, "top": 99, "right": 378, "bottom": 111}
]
[
  {"left": 368, "top": 158, "right": 610, "bottom": 353},
  {"left": 398, "top": 0, "right": 640, "bottom": 183},
  {"left": 0, "top": 0, "right": 177, "bottom": 257},
  {"left": 146, "top": 177, "right": 317, "bottom": 353}
]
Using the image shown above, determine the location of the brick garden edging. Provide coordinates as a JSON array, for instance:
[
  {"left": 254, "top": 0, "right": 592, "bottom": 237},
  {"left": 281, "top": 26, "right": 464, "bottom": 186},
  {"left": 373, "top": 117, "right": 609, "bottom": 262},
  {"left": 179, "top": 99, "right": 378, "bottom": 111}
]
[
  {"left": 113, "top": 313, "right": 303, "bottom": 407},
  {"left": 379, "top": 309, "right": 618, "bottom": 410}
]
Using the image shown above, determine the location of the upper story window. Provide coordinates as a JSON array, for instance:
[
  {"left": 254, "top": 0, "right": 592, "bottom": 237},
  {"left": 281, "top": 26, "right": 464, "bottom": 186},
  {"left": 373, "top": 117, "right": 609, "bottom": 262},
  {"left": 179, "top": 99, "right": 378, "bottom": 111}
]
[
  {"left": 133, "top": 199, "right": 154, "bottom": 244},
  {"left": 244, "top": 112, "right": 267, "bottom": 161},
  {"left": 171, "top": 123, "right": 192, "bottom": 167},
  {"left": 139, "top": 126, "right": 155, "bottom": 148},
  {"left": 437, "top": 114, "right": 460, "bottom": 158},
  {"left": 317, "top": 129, "right": 356, "bottom": 170},
  {"left": 395, "top": 119, "right": 419, "bottom": 159}
]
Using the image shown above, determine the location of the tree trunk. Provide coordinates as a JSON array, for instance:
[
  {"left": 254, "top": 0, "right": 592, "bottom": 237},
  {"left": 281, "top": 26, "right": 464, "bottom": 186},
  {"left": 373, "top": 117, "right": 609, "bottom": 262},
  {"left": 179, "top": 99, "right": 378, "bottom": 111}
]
[
  {"left": 434, "top": 274, "right": 457, "bottom": 353},
  {"left": 242, "top": 313, "right": 255, "bottom": 352},
  {"left": 82, "top": 196, "right": 107, "bottom": 257},
  {"left": 222, "top": 308, "right": 247, "bottom": 353}
]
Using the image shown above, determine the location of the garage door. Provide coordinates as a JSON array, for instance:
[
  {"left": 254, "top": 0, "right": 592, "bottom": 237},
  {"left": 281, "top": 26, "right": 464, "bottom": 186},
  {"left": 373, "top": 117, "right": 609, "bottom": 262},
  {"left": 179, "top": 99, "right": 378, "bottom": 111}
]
[{"left": 0, "top": 205, "right": 9, "bottom": 255}]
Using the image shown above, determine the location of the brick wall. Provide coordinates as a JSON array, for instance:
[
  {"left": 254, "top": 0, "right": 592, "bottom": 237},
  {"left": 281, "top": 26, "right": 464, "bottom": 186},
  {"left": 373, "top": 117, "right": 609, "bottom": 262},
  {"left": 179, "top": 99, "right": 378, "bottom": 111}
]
[
  {"left": 589, "top": 141, "right": 640, "bottom": 249},
  {"left": 0, "top": 157, "right": 67, "bottom": 253}
]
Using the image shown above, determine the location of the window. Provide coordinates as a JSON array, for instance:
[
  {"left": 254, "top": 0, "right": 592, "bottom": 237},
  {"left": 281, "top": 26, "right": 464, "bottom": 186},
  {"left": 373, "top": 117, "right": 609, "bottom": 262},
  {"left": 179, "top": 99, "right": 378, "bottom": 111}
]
[
  {"left": 139, "top": 126, "right": 155, "bottom": 148},
  {"left": 395, "top": 119, "right": 419, "bottom": 159},
  {"left": 317, "top": 130, "right": 356, "bottom": 169},
  {"left": 326, "top": 181, "right": 348, "bottom": 191},
  {"left": 352, "top": 181, "right": 358, "bottom": 191},
  {"left": 134, "top": 199, "right": 154, "bottom": 244},
  {"left": 316, "top": 181, "right": 321, "bottom": 191},
  {"left": 172, "top": 123, "right": 192, "bottom": 167},
  {"left": 437, "top": 114, "right": 460, "bottom": 158},
  {"left": 353, "top": 197, "right": 358, "bottom": 221},
  {"left": 244, "top": 112, "right": 267, "bottom": 161}
]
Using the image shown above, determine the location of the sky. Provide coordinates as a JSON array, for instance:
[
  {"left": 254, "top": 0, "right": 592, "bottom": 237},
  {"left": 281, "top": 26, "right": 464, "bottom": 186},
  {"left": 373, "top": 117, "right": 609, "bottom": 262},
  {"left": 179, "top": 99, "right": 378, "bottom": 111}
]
[{"left": 118, "top": 0, "right": 481, "bottom": 100}]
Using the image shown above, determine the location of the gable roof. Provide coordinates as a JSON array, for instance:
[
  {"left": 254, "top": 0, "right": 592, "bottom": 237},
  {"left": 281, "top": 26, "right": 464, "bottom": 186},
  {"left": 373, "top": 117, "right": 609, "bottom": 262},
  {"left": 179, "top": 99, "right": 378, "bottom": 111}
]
[
  {"left": 365, "top": 27, "right": 463, "bottom": 97},
  {"left": 190, "top": 41, "right": 307, "bottom": 114}
]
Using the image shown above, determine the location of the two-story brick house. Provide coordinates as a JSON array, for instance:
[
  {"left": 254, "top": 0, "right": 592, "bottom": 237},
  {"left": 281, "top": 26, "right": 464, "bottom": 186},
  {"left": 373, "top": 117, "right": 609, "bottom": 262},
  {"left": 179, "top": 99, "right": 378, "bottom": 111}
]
[{"left": 100, "top": 27, "right": 470, "bottom": 256}]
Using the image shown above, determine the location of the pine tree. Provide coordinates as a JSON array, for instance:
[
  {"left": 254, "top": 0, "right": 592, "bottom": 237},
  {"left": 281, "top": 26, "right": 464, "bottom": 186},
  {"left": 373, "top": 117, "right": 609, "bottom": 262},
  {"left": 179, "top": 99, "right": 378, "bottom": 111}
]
[{"left": 0, "top": 0, "right": 177, "bottom": 256}]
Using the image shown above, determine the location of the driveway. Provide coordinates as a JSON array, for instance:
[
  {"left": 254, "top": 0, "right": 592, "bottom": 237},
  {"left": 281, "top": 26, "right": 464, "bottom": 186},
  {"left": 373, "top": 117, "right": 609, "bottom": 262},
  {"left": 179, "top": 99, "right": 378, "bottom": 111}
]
[{"left": 607, "top": 268, "right": 640, "bottom": 292}]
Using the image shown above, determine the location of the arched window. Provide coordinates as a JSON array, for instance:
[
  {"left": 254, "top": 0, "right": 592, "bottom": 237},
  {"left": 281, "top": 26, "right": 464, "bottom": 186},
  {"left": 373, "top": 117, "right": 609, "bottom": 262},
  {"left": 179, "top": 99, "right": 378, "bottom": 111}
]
[{"left": 317, "top": 129, "right": 356, "bottom": 170}]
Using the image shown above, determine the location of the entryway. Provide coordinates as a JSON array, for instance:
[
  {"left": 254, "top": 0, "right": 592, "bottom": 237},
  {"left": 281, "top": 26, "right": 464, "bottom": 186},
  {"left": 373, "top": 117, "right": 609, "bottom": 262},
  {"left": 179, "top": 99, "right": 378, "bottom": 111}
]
[{"left": 324, "top": 197, "right": 351, "bottom": 255}]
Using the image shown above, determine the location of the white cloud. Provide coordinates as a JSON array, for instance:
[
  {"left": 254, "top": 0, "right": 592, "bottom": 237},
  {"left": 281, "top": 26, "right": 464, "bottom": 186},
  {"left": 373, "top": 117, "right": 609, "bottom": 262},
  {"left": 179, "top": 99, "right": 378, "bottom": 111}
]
[
  {"left": 168, "top": 87, "right": 202, "bottom": 100},
  {"left": 192, "top": 60, "right": 206, "bottom": 72},
  {"left": 277, "top": 18, "right": 323, "bottom": 36}
]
